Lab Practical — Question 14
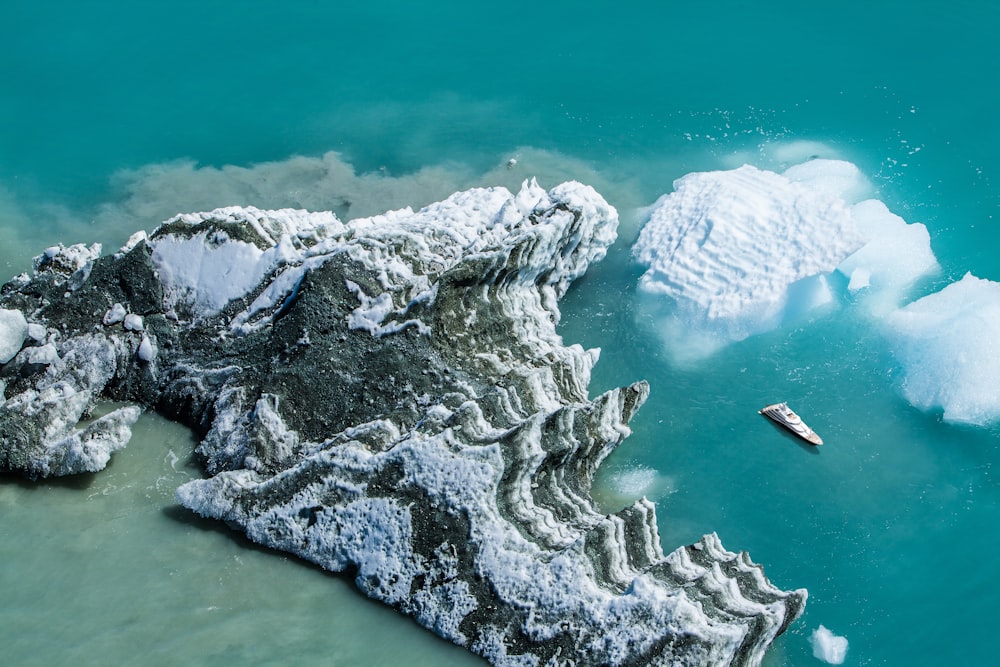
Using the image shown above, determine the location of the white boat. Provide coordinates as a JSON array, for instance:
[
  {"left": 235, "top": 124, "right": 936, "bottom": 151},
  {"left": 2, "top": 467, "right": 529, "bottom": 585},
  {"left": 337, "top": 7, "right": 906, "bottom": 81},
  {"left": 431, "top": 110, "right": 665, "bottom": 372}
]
[{"left": 759, "top": 402, "right": 823, "bottom": 446}]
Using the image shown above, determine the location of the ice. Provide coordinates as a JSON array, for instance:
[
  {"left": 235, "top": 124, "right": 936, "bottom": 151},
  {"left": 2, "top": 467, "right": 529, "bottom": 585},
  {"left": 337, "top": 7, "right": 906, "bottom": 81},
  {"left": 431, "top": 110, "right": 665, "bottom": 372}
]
[
  {"left": 632, "top": 162, "right": 865, "bottom": 362},
  {"left": 632, "top": 159, "right": 939, "bottom": 363},
  {"left": 123, "top": 314, "right": 144, "bottom": 331},
  {"left": 103, "top": 303, "right": 127, "bottom": 325},
  {"left": 836, "top": 199, "right": 938, "bottom": 313},
  {"left": 884, "top": 273, "right": 1000, "bottom": 425},
  {"left": 0, "top": 308, "right": 28, "bottom": 364},
  {"left": 137, "top": 335, "right": 155, "bottom": 362},
  {"left": 26, "top": 322, "right": 47, "bottom": 342},
  {"left": 810, "top": 625, "right": 848, "bottom": 664},
  {"left": 784, "top": 158, "right": 870, "bottom": 204}
]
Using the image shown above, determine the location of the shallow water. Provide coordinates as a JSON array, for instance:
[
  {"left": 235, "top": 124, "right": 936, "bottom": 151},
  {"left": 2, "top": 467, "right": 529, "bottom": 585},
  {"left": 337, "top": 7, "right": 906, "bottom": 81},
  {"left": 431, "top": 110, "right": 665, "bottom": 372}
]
[{"left": 2, "top": 1, "right": 999, "bottom": 664}]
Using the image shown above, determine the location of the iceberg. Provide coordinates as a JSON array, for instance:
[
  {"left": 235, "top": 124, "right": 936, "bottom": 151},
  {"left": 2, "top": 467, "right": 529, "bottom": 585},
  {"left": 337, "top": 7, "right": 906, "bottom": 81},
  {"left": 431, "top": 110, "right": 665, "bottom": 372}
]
[
  {"left": 632, "top": 161, "right": 866, "bottom": 362},
  {"left": 884, "top": 273, "right": 1000, "bottom": 425},
  {"left": 836, "top": 199, "right": 939, "bottom": 313},
  {"left": 632, "top": 159, "right": 938, "bottom": 362},
  {"left": 1, "top": 179, "right": 805, "bottom": 666}
]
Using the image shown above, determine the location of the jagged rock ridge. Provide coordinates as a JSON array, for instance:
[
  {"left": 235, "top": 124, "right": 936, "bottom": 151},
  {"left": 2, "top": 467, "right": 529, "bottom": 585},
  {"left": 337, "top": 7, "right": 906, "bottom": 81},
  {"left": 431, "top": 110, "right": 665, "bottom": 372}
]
[{"left": 0, "top": 180, "right": 805, "bottom": 666}]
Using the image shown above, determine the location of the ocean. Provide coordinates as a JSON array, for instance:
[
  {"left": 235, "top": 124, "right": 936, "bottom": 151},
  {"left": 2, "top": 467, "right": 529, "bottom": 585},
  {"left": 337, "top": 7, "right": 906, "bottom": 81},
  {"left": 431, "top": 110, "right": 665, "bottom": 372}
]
[{"left": 2, "top": 1, "right": 997, "bottom": 665}]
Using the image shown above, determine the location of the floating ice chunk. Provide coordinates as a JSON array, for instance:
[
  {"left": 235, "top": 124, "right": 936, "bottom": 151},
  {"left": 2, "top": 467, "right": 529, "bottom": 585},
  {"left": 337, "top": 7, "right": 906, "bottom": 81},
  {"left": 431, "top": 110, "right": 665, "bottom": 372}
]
[
  {"left": 837, "top": 199, "right": 938, "bottom": 312},
  {"left": 632, "top": 163, "right": 865, "bottom": 362},
  {"left": 847, "top": 267, "right": 871, "bottom": 291},
  {"left": 810, "top": 625, "right": 848, "bottom": 664},
  {"left": 884, "top": 273, "right": 1000, "bottom": 425},
  {"left": 123, "top": 313, "right": 144, "bottom": 331},
  {"left": 103, "top": 303, "right": 127, "bottom": 325},
  {"left": 0, "top": 308, "right": 28, "bottom": 364}
]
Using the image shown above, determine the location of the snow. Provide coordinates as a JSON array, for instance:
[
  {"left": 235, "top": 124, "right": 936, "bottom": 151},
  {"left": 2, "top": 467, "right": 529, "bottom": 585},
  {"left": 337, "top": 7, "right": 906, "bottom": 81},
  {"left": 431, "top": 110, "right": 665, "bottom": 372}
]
[
  {"left": 0, "top": 308, "right": 28, "bottom": 364},
  {"left": 884, "top": 273, "right": 1000, "bottom": 425},
  {"left": 810, "top": 625, "right": 848, "bottom": 664},
  {"left": 151, "top": 231, "right": 276, "bottom": 317},
  {"left": 123, "top": 314, "right": 144, "bottom": 331},
  {"left": 345, "top": 279, "right": 430, "bottom": 337},
  {"left": 149, "top": 206, "right": 342, "bottom": 319},
  {"left": 836, "top": 199, "right": 938, "bottom": 312},
  {"left": 137, "top": 335, "right": 156, "bottom": 362},
  {"left": 103, "top": 303, "right": 127, "bottom": 325}
]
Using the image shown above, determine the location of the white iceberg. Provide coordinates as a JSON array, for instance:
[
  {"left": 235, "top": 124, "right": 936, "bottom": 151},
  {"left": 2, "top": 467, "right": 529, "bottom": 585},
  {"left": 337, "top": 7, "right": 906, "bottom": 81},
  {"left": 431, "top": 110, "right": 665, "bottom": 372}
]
[
  {"left": 884, "top": 273, "right": 1000, "bottom": 425},
  {"left": 810, "top": 625, "right": 848, "bottom": 664},
  {"left": 836, "top": 199, "right": 938, "bottom": 313},
  {"left": 631, "top": 159, "right": 939, "bottom": 363},
  {"left": 632, "top": 161, "right": 866, "bottom": 362}
]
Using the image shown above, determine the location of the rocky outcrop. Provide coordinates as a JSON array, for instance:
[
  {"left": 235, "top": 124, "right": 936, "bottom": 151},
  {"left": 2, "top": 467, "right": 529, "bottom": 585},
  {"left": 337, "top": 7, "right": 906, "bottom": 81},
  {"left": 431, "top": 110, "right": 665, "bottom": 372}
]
[{"left": 0, "top": 180, "right": 805, "bottom": 665}]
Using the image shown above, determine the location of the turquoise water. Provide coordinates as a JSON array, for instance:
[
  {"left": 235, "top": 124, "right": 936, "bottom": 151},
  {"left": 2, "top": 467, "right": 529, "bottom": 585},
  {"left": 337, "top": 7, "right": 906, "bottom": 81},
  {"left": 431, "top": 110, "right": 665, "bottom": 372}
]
[{"left": 2, "top": 1, "right": 998, "bottom": 665}]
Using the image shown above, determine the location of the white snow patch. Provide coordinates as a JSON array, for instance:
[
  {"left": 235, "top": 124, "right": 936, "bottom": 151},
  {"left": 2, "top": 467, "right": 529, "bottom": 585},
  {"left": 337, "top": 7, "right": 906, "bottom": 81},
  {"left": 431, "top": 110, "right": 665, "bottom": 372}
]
[
  {"left": 103, "top": 303, "right": 127, "bottom": 325},
  {"left": 115, "top": 230, "right": 148, "bottom": 258},
  {"left": 884, "top": 273, "right": 1000, "bottom": 425},
  {"left": 0, "top": 309, "right": 28, "bottom": 364},
  {"left": 345, "top": 280, "right": 430, "bottom": 337},
  {"left": 137, "top": 335, "right": 156, "bottom": 362},
  {"left": 124, "top": 313, "right": 144, "bottom": 331},
  {"left": 151, "top": 231, "right": 273, "bottom": 317},
  {"left": 26, "top": 322, "right": 47, "bottom": 342},
  {"left": 810, "top": 625, "right": 848, "bottom": 664}
]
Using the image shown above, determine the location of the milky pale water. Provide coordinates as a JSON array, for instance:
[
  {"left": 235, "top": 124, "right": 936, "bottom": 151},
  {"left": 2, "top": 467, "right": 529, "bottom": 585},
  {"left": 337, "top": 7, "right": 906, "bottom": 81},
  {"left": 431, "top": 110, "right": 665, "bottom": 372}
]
[{"left": 2, "top": 2, "right": 998, "bottom": 665}]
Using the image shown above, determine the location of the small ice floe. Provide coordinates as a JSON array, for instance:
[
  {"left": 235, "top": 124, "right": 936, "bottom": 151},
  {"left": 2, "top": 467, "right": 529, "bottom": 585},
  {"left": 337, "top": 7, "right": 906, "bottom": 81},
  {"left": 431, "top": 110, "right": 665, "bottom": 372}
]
[
  {"left": 506, "top": 158, "right": 518, "bottom": 170},
  {"left": 124, "top": 314, "right": 144, "bottom": 331},
  {"left": 0, "top": 308, "right": 29, "bottom": 364},
  {"left": 104, "top": 303, "right": 128, "bottom": 325},
  {"left": 810, "top": 625, "right": 848, "bottom": 664}
]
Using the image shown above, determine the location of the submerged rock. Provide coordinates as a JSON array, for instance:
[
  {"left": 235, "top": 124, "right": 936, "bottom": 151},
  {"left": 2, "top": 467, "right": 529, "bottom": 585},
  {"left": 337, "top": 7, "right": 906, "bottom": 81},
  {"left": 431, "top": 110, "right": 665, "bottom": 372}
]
[{"left": 0, "top": 180, "right": 805, "bottom": 665}]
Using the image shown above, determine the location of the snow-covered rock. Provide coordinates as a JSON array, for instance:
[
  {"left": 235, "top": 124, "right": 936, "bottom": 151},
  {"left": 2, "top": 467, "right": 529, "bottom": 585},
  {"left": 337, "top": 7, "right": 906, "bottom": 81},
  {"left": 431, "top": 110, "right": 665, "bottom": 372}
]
[
  {"left": 1, "top": 180, "right": 804, "bottom": 666},
  {"left": 0, "top": 309, "right": 28, "bottom": 364}
]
